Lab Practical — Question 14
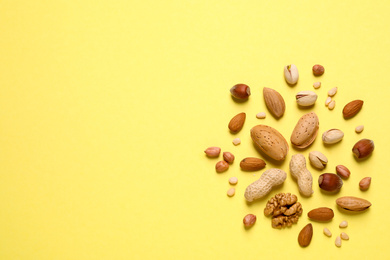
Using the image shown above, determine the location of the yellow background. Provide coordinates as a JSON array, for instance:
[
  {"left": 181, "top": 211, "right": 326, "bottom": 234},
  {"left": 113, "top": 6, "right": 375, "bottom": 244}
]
[{"left": 1, "top": 1, "right": 390, "bottom": 259}]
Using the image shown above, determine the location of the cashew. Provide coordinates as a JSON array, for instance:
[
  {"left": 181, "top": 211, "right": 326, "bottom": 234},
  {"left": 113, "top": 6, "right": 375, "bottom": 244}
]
[
  {"left": 289, "top": 154, "right": 314, "bottom": 196},
  {"left": 244, "top": 169, "right": 287, "bottom": 202}
]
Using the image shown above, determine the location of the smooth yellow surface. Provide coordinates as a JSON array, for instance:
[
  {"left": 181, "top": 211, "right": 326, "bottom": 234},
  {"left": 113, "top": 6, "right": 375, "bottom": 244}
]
[{"left": 1, "top": 1, "right": 390, "bottom": 259}]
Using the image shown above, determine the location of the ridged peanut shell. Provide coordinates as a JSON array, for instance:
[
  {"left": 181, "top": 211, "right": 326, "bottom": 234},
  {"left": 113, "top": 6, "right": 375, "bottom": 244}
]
[
  {"left": 291, "top": 112, "right": 319, "bottom": 149},
  {"left": 336, "top": 196, "right": 372, "bottom": 212},
  {"left": 244, "top": 168, "right": 287, "bottom": 202},
  {"left": 251, "top": 125, "right": 289, "bottom": 161}
]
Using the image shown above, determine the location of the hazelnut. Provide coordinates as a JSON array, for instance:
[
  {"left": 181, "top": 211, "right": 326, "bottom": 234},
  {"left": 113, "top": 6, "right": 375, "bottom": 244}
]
[
  {"left": 223, "top": 152, "right": 235, "bottom": 164},
  {"left": 359, "top": 177, "right": 372, "bottom": 191},
  {"left": 336, "top": 165, "right": 351, "bottom": 179},
  {"left": 243, "top": 214, "right": 256, "bottom": 228},
  {"left": 312, "top": 64, "right": 325, "bottom": 76},
  {"left": 318, "top": 173, "right": 343, "bottom": 192},
  {"left": 230, "top": 84, "right": 251, "bottom": 100},
  {"left": 352, "top": 139, "right": 375, "bottom": 159},
  {"left": 215, "top": 161, "right": 229, "bottom": 173}
]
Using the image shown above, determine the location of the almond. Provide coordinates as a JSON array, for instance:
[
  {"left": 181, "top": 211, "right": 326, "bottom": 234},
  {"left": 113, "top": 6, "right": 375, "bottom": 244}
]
[
  {"left": 290, "top": 112, "right": 319, "bottom": 149},
  {"left": 263, "top": 87, "right": 286, "bottom": 118},
  {"left": 343, "top": 100, "right": 364, "bottom": 119},
  {"left": 359, "top": 177, "right": 372, "bottom": 190},
  {"left": 250, "top": 125, "right": 289, "bottom": 161},
  {"left": 308, "top": 207, "right": 334, "bottom": 221},
  {"left": 298, "top": 223, "right": 313, "bottom": 247},
  {"left": 240, "top": 157, "right": 266, "bottom": 171},
  {"left": 228, "top": 112, "right": 246, "bottom": 133},
  {"left": 336, "top": 196, "right": 372, "bottom": 212}
]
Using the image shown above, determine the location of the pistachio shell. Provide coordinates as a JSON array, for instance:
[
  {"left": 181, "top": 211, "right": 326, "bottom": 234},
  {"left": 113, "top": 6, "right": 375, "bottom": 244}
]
[
  {"left": 251, "top": 125, "right": 289, "bottom": 161},
  {"left": 290, "top": 112, "right": 319, "bottom": 149},
  {"left": 309, "top": 151, "right": 328, "bottom": 170},
  {"left": 322, "top": 129, "right": 344, "bottom": 144},
  {"left": 296, "top": 91, "right": 318, "bottom": 106}
]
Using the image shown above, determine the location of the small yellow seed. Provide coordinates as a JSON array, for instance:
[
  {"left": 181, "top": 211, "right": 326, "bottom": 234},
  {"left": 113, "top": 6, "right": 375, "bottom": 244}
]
[
  {"left": 325, "top": 97, "right": 332, "bottom": 106},
  {"left": 335, "top": 236, "right": 342, "bottom": 247},
  {"left": 227, "top": 188, "right": 236, "bottom": 197},
  {"left": 323, "top": 228, "right": 332, "bottom": 237},
  {"left": 256, "top": 112, "right": 266, "bottom": 119},
  {"left": 232, "top": 138, "right": 241, "bottom": 146},
  {"left": 313, "top": 82, "right": 321, "bottom": 89},
  {"left": 229, "top": 177, "right": 238, "bottom": 185},
  {"left": 328, "top": 87, "right": 338, "bottom": 97},
  {"left": 328, "top": 100, "right": 336, "bottom": 110},
  {"left": 340, "top": 232, "right": 349, "bottom": 240},
  {"left": 339, "top": 220, "right": 348, "bottom": 228},
  {"left": 355, "top": 125, "right": 364, "bottom": 133}
]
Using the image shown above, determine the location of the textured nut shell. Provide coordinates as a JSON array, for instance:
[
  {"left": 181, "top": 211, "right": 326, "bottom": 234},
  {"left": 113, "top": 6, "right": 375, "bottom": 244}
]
[
  {"left": 309, "top": 151, "right": 328, "bottom": 170},
  {"left": 322, "top": 129, "right": 344, "bottom": 144},
  {"left": 289, "top": 154, "right": 314, "bottom": 196},
  {"left": 263, "top": 87, "right": 286, "bottom": 118},
  {"left": 290, "top": 112, "right": 319, "bottom": 149},
  {"left": 251, "top": 125, "right": 289, "bottom": 161},
  {"left": 240, "top": 157, "right": 266, "bottom": 171},
  {"left": 336, "top": 196, "right": 372, "bottom": 211},
  {"left": 244, "top": 169, "right": 287, "bottom": 202},
  {"left": 298, "top": 224, "right": 313, "bottom": 247},
  {"left": 296, "top": 91, "right": 318, "bottom": 106},
  {"left": 228, "top": 112, "right": 246, "bottom": 133},
  {"left": 308, "top": 207, "right": 334, "bottom": 221},
  {"left": 343, "top": 100, "right": 364, "bottom": 118}
]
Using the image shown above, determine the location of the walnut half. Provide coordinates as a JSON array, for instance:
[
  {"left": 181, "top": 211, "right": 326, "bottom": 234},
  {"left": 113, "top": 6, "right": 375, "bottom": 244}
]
[{"left": 264, "top": 193, "right": 303, "bottom": 229}]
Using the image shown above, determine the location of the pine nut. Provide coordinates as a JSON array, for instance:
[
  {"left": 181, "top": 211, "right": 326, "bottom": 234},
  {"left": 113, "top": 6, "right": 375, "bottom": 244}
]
[
  {"left": 340, "top": 232, "right": 349, "bottom": 240},
  {"left": 227, "top": 188, "right": 235, "bottom": 197},
  {"left": 229, "top": 177, "right": 238, "bottom": 185},
  {"left": 339, "top": 220, "right": 348, "bottom": 228},
  {"left": 323, "top": 228, "right": 332, "bottom": 237},
  {"left": 256, "top": 112, "right": 266, "bottom": 119},
  {"left": 232, "top": 138, "right": 241, "bottom": 146},
  {"left": 328, "top": 100, "right": 336, "bottom": 110},
  {"left": 335, "top": 236, "right": 342, "bottom": 247}
]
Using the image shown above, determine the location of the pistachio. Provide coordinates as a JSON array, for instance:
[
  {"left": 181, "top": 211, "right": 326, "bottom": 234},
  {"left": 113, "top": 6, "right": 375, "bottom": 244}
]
[
  {"left": 309, "top": 151, "right": 328, "bottom": 170},
  {"left": 322, "top": 129, "right": 344, "bottom": 144},
  {"left": 296, "top": 91, "right": 318, "bottom": 106},
  {"left": 284, "top": 64, "right": 299, "bottom": 85}
]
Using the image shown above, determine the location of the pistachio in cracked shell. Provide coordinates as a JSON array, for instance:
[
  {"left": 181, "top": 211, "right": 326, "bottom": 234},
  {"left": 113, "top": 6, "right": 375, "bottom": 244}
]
[
  {"left": 309, "top": 151, "right": 328, "bottom": 170},
  {"left": 296, "top": 91, "right": 318, "bottom": 107},
  {"left": 322, "top": 129, "right": 344, "bottom": 144},
  {"left": 290, "top": 112, "right": 319, "bottom": 149}
]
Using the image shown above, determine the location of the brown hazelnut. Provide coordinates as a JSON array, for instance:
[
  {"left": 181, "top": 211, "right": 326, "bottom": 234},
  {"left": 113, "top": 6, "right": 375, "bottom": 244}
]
[
  {"left": 312, "top": 64, "right": 325, "bottom": 76},
  {"left": 318, "top": 173, "right": 343, "bottom": 192},
  {"left": 353, "top": 139, "right": 374, "bottom": 159},
  {"left": 243, "top": 214, "right": 256, "bottom": 228},
  {"left": 230, "top": 84, "right": 251, "bottom": 100},
  {"left": 336, "top": 165, "right": 351, "bottom": 179}
]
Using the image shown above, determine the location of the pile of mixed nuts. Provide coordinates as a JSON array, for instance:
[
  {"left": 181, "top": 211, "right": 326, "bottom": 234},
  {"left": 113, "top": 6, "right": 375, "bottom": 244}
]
[{"left": 204, "top": 64, "right": 374, "bottom": 248}]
